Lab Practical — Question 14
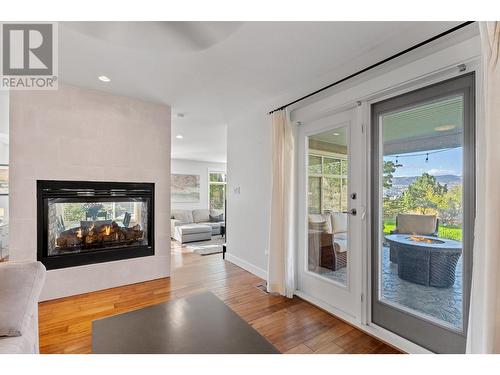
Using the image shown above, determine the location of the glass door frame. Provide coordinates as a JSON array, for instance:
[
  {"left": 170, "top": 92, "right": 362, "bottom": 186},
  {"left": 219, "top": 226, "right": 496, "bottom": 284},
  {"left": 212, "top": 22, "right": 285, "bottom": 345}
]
[
  {"left": 296, "top": 107, "right": 363, "bottom": 321},
  {"left": 370, "top": 72, "right": 475, "bottom": 353}
]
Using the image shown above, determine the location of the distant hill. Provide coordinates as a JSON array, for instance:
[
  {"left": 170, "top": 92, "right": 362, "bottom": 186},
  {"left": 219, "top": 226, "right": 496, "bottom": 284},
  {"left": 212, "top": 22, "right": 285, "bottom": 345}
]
[
  {"left": 393, "top": 174, "right": 462, "bottom": 187},
  {"left": 386, "top": 175, "right": 462, "bottom": 197}
]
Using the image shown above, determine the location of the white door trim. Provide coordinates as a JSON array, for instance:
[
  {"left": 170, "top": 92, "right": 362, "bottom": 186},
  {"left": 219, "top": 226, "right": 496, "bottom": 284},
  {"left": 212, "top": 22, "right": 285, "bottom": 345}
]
[{"left": 296, "top": 106, "right": 363, "bottom": 321}]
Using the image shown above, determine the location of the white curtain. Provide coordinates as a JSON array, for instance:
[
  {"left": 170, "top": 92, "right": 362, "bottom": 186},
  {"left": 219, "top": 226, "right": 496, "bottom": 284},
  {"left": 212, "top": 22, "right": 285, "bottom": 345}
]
[
  {"left": 467, "top": 22, "right": 500, "bottom": 354},
  {"left": 267, "top": 109, "right": 296, "bottom": 298}
]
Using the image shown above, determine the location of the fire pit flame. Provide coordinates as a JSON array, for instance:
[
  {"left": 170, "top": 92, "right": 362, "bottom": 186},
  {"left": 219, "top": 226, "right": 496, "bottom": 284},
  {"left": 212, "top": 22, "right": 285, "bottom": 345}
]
[{"left": 407, "top": 235, "right": 443, "bottom": 244}]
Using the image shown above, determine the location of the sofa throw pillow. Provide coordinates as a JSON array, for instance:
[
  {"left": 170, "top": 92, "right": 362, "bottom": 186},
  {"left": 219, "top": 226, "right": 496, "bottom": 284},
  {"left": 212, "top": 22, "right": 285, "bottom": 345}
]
[
  {"left": 0, "top": 262, "right": 46, "bottom": 337},
  {"left": 209, "top": 214, "right": 224, "bottom": 222},
  {"left": 172, "top": 210, "right": 194, "bottom": 224},
  {"left": 192, "top": 209, "right": 210, "bottom": 223}
]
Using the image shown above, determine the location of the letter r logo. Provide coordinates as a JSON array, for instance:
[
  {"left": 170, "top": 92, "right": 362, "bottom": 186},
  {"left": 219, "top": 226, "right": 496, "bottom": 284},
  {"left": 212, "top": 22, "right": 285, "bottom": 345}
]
[{"left": 2, "top": 23, "right": 53, "bottom": 75}]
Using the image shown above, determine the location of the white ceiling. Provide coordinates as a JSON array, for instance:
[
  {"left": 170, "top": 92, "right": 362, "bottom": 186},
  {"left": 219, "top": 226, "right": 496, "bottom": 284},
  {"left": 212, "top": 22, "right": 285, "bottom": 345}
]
[
  {"left": 58, "top": 21, "right": 465, "bottom": 163},
  {"left": 310, "top": 127, "right": 348, "bottom": 147}
]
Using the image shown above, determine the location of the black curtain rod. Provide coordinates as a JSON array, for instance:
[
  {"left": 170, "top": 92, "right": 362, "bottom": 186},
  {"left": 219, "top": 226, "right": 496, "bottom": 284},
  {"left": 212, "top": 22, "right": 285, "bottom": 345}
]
[{"left": 268, "top": 21, "right": 475, "bottom": 115}]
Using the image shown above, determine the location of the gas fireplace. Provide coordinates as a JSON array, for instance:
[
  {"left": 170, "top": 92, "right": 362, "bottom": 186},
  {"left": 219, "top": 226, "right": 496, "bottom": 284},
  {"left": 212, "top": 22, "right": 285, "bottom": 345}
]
[{"left": 37, "top": 180, "right": 154, "bottom": 270}]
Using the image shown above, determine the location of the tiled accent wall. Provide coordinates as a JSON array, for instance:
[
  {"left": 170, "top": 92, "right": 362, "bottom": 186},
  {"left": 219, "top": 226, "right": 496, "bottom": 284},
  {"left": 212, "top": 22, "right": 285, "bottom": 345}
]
[{"left": 9, "top": 84, "right": 171, "bottom": 301}]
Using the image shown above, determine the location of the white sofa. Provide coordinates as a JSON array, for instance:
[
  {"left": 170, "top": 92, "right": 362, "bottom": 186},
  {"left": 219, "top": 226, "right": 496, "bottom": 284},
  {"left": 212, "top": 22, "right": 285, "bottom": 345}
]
[
  {"left": 0, "top": 261, "right": 47, "bottom": 354},
  {"left": 171, "top": 209, "right": 225, "bottom": 243}
]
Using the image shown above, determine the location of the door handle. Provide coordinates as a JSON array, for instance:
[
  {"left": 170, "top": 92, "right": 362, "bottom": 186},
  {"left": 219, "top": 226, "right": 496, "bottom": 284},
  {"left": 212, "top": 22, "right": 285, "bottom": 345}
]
[{"left": 342, "top": 209, "right": 357, "bottom": 216}]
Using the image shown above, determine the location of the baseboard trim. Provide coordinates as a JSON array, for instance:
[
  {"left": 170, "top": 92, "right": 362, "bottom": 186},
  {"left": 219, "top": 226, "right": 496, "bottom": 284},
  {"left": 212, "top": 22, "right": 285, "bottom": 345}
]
[
  {"left": 40, "top": 255, "right": 171, "bottom": 301},
  {"left": 294, "top": 290, "right": 432, "bottom": 354},
  {"left": 225, "top": 253, "right": 267, "bottom": 280}
]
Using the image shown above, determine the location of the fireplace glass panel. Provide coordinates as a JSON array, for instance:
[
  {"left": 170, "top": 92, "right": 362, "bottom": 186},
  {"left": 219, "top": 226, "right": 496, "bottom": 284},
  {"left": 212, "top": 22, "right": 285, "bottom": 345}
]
[{"left": 47, "top": 198, "right": 150, "bottom": 256}]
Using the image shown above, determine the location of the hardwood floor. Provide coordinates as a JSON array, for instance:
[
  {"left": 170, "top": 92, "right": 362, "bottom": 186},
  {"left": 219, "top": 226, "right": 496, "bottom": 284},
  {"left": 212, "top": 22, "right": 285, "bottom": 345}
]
[{"left": 38, "top": 240, "right": 401, "bottom": 354}]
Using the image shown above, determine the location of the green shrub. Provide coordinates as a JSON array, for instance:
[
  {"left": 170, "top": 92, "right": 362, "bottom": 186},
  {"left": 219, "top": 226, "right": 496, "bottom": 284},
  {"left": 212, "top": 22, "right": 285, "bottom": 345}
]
[{"left": 383, "top": 220, "right": 462, "bottom": 241}]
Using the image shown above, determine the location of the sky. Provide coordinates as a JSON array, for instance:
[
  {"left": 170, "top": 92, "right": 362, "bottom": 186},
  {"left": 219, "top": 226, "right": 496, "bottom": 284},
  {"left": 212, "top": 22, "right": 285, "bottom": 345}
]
[{"left": 384, "top": 147, "right": 462, "bottom": 178}]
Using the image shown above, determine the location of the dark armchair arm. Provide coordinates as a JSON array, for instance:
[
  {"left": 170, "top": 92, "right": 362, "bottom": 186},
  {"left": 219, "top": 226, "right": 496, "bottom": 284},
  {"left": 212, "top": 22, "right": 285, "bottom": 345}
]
[{"left": 432, "top": 218, "right": 440, "bottom": 237}]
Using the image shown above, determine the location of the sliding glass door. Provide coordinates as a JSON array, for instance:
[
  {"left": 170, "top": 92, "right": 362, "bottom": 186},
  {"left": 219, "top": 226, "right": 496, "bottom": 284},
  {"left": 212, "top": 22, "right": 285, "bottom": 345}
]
[{"left": 371, "top": 73, "right": 475, "bottom": 353}]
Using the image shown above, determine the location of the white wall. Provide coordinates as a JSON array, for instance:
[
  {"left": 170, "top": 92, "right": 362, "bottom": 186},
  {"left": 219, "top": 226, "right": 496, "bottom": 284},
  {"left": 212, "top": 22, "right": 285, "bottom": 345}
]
[
  {"left": 0, "top": 91, "right": 9, "bottom": 260},
  {"left": 171, "top": 158, "right": 226, "bottom": 211},
  {"left": 9, "top": 84, "right": 171, "bottom": 301},
  {"left": 0, "top": 91, "right": 8, "bottom": 163},
  {"left": 226, "top": 107, "right": 271, "bottom": 278}
]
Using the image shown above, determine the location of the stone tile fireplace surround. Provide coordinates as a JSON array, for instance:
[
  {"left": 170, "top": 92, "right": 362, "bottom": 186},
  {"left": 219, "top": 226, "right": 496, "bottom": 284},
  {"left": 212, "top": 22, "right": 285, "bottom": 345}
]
[{"left": 9, "top": 85, "right": 171, "bottom": 301}]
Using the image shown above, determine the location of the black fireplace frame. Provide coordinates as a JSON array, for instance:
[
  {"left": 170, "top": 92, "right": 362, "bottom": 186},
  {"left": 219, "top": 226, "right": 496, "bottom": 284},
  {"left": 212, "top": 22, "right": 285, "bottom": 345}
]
[{"left": 37, "top": 180, "right": 155, "bottom": 270}]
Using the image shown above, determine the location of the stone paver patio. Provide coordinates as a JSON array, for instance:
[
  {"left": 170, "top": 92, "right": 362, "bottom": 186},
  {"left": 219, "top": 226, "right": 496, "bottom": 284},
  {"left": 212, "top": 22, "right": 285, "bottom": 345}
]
[{"left": 317, "top": 246, "right": 463, "bottom": 329}]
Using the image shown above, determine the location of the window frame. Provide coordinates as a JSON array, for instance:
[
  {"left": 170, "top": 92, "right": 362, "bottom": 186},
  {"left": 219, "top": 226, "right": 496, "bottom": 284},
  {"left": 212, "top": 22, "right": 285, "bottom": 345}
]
[
  {"left": 208, "top": 170, "right": 226, "bottom": 211},
  {"left": 308, "top": 150, "right": 348, "bottom": 213},
  {"left": 370, "top": 72, "right": 475, "bottom": 353}
]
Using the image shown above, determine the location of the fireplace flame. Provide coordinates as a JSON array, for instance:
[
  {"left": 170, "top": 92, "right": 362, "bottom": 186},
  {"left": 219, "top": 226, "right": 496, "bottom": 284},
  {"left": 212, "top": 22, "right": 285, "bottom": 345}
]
[
  {"left": 105, "top": 226, "right": 111, "bottom": 236},
  {"left": 76, "top": 228, "right": 82, "bottom": 239}
]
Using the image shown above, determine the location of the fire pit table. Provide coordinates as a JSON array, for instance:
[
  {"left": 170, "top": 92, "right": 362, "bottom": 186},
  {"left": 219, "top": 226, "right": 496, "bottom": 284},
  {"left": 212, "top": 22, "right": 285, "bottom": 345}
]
[{"left": 384, "top": 234, "right": 462, "bottom": 288}]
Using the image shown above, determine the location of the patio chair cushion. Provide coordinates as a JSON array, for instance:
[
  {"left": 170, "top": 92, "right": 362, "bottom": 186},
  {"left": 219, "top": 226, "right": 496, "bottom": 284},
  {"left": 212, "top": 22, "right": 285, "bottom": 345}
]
[
  {"left": 331, "top": 212, "right": 347, "bottom": 234},
  {"left": 333, "top": 238, "right": 348, "bottom": 253},
  {"left": 308, "top": 214, "right": 332, "bottom": 232},
  {"left": 334, "top": 232, "right": 347, "bottom": 241},
  {"left": 396, "top": 214, "right": 437, "bottom": 235}
]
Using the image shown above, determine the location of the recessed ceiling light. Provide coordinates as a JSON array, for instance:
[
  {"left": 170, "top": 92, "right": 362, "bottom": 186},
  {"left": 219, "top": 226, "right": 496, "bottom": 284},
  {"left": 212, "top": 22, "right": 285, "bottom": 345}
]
[
  {"left": 176, "top": 134, "right": 184, "bottom": 139},
  {"left": 98, "top": 75, "right": 111, "bottom": 82},
  {"left": 333, "top": 132, "right": 340, "bottom": 136},
  {"left": 434, "top": 124, "right": 456, "bottom": 132}
]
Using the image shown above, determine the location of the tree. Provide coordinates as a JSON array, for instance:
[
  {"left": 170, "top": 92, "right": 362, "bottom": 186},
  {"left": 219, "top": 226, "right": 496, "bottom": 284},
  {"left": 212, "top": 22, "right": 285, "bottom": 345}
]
[
  {"left": 382, "top": 160, "right": 402, "bottom": 221},
  {"left": 402, "top": 173, "right": 447, "bottom": 214},
  {"left": 209, "top": 184, "right": 225, "bottom": 210},
  {"left": 383, "top": 161, "right": 397, "bottom": 189},
  {"left": 437, "top": 185, "right": 462, "bottom": 226},
  {"left": 383, "top": 196, "right": 404, "bottom": 221}
]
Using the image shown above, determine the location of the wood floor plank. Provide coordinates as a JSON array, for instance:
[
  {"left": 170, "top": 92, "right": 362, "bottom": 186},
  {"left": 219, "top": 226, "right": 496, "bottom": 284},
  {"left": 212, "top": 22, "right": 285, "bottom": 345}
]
[
  {"left": 38, "top": 240, "right": 402, "bottom": 354},
  {"left": 304, "top": 322, "right": 354, "bottom": 351},
  {"left": 285, "top": 344, "right": 314, "bottom": 354}
]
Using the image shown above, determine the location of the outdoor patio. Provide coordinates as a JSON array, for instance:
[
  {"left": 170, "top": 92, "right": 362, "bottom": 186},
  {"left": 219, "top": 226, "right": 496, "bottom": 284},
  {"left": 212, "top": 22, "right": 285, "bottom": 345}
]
[{"left": 318, "top": 245, "right": 463, "bottom": 330}]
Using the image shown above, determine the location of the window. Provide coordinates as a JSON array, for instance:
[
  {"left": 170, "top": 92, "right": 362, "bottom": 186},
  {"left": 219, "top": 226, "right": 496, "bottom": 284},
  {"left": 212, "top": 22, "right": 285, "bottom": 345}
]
[
  {"left": 0, "top": 92, "right": 8, "bottom": 261},
  {"left": 209, "top": 172, "right": 226, "bottom": 210},
  {"left": 308, "top": 152, "right": 348, "bottom": 214}
]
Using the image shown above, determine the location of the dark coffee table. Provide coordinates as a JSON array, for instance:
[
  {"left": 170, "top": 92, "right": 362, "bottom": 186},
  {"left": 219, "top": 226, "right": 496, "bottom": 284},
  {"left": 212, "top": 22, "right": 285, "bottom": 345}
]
[
  {"left": 385, "top": 234, "right": 462, "bottom": 288},
  {"left": 92, "top": 292, "right": 279, "bottom": 354}
]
